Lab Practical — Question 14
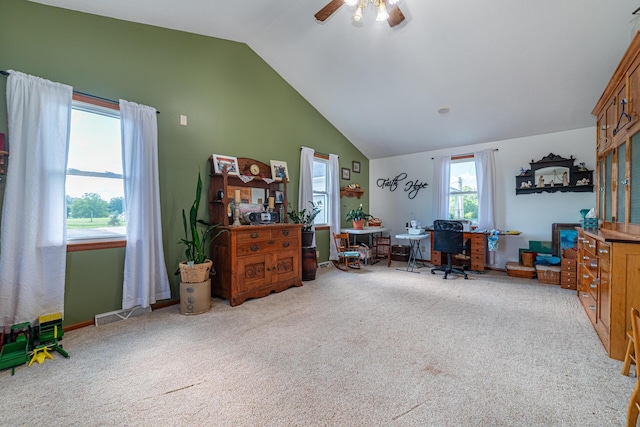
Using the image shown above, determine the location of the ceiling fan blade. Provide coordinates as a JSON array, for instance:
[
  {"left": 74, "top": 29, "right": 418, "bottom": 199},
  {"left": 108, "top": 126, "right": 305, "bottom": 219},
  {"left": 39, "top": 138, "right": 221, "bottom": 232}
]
[
  {"left": 387, "top": 5, "right": 405, "bottom": 27},
  {"left": 315, "top": 0, "right": 344, "bottom": 22}
]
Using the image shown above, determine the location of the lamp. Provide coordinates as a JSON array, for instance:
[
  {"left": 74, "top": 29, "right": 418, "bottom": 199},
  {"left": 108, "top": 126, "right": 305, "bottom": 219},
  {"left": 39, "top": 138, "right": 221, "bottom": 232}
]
[{"left": 348, "top": 0, "right": 400, "bottom": 24}]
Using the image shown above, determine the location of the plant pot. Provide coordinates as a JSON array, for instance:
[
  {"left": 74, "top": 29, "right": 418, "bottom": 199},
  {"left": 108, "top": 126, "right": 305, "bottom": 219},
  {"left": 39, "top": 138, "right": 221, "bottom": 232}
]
[
  {"left": 352, "top": 219, "right": 365, "bottom": 230},
  {"left": 179, "top": 259, "right": 213, "bottom": 283},
  {"left": 301, "top": 230, "right": 314, "bottom": 247}
]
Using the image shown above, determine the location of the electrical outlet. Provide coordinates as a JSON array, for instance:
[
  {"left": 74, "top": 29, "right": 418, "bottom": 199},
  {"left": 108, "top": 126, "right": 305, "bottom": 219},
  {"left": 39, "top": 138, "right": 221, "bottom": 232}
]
[
  {"left": 316, "top": 250, "right": 320, "bottom": 259},
  {"left": 180, "top": 114, "right": 188, "bottom": 126}
]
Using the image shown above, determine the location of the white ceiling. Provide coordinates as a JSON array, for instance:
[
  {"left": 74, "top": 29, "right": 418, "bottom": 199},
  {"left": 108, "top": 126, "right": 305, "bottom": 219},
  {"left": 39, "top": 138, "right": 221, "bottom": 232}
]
[{"left": 31, "top": 0, "right": 640, "bottom": 159}]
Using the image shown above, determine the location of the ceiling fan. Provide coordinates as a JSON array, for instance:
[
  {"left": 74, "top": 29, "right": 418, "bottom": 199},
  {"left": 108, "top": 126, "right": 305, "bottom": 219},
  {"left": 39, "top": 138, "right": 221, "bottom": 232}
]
[{"left": 314, "top": 0, "right": 406, "bottom": 27}]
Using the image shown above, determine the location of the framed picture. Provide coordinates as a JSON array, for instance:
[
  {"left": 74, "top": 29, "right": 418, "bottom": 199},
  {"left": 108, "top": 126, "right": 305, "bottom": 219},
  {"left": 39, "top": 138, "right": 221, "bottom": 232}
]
[
  {"left": 270, "top": 160, "right": 289, "bottom": 181},
  {"left": 212, "top": 154, "right": 239, "bottom": 175},
  {"left": 352, "top": 161, "right": 361, "bottom": 173},
  {"left": 274, "top": 190, "right": 284, "bottom": 203},
  {"left": 551, "top": 223, "right": 581, "bottom": 257},
  {"left": 342, "top": 167, "right": 351, "bottom": 180}
]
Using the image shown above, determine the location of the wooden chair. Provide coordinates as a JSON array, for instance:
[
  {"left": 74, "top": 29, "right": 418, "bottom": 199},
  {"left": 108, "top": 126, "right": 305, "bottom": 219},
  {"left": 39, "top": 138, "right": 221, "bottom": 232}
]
[
  {"left": 627, "top": 307, "right": 640, "bottom": 426},
  {"left": 332, "top": 232, "right": 360, "bottom": 271},
  {"left": 623, "top": 329, "right": 637, "bottom": 376}
]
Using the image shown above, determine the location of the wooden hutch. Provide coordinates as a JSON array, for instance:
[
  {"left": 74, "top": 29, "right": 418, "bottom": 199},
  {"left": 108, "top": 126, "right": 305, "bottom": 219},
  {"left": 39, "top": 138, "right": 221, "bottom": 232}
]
[
  {"left": 208, "top": 157, "right": 302, "bottom": 306},
  {"left": 580, "top": 31, "right": 640, "bottom": 360}
]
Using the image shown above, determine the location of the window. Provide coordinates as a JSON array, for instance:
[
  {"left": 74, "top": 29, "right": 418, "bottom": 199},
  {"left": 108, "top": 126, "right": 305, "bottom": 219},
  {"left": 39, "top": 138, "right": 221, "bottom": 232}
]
[
  {"left": 66, "top": 96, "right": 125, "bottom": 241},
  {"left": 449, "top": 157, "right": 478, "bottom": 224},
  {"left": 312, "top": 156, "right": 330, "bottom": 226}
]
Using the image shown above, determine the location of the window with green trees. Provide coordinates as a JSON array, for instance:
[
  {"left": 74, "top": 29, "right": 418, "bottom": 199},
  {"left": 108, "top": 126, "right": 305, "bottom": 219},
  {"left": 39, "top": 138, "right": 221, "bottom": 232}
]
[{"left": 449, "top": 158, "right": 478, "bottom": 224}]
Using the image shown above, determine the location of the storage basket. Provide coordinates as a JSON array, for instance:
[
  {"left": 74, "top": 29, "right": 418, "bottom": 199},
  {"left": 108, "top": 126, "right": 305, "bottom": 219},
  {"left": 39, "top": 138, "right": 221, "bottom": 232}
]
[
  {"left": 535, "top": 265, "right": 561, "bottom": 285},
  {"left": 179, "top": 259, "right": 213, "bottom": 283},
  {"left": 506, "top": 262, "right": 536, "bottom": 279},
  {"left": 368, "top": 218, "right": 382, "bottom": 227}
]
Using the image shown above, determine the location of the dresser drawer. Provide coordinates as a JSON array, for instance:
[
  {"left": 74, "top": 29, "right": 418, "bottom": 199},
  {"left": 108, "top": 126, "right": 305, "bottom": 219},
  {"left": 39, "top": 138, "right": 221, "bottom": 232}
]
[
  {"left": 597, "top": 241, "right": 610, "bottom": 263},
  {"left": 271, "top": 227, "right": 298, "bottom": 240},
  {"left": 236, "top": 228, "right": 272, "bottom": 242},
  {"left": 578, "top": 290, "right": 597, "bottom": 326},
  {"left": 561, "top": 258, "right": 577, "bottom": 271},
  {"left": 236, "top": 238, "right": 298, "bottom": 256}
]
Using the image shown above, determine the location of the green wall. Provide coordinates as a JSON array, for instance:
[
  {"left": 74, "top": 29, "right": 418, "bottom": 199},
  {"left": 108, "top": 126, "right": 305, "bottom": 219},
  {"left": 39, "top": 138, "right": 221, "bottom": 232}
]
[{"left": 0, "top": 0, "right": 370, "bottom": 325}]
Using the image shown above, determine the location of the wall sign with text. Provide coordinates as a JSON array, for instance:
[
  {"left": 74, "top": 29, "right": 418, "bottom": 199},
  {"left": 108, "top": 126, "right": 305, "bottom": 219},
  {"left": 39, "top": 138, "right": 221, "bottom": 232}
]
[{"left": 376, "top": 173, "right": 428, "bottom": 199}]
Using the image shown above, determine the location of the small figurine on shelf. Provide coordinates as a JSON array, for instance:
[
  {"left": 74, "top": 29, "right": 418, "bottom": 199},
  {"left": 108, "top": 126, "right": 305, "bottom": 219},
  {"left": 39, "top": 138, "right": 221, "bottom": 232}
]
[
  {"left": 519, "top": 167, "right": 527, "bottom": 176},
  {"left": 578, "top": 162, "right": 587, "bottom": 172},
  {"left": 537, "top": 175, "right": 545, "bottom": 188},
  {"left": 562, "top": 171, "right": 569, "bottom": 186}
]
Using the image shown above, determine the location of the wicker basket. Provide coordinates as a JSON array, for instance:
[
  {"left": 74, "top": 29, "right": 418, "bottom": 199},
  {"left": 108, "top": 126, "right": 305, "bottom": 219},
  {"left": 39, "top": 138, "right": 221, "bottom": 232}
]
[
  {"left": 179, "top": 259, "right": 213, "bottom": 283},
  {"left": 535, "top": 265, "right": 561, "bottom": 285},
  {"left": 368, "top": 218, "right": 382, "bottom": 227},
  {"left": 506, "top": 262, "right": 536, "bottom": 279}
]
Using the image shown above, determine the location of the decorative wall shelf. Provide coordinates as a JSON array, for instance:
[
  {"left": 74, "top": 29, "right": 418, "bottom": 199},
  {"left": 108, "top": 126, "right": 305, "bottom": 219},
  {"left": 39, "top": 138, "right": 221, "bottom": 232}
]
[
  {"left": 515, "top": 153, "right": 593, "bottom": 195},
  {"left": 340, "top": 188, "right": 364, "bottom": 198}
]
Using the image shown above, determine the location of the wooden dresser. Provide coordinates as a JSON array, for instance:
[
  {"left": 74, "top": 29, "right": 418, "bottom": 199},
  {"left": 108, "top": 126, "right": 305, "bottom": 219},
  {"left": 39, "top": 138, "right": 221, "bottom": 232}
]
[
  {"left": 577, "top": 229, "right": 640, "bottom": 360},
  {"left": 211, "top": 224, "right": 302, "bottom": 306},
  {"left": 208, "top": 156, "right": 302, "bottom": 306},
  {"left": 584, "top": 30, "right": 640, "bottom": 360}
]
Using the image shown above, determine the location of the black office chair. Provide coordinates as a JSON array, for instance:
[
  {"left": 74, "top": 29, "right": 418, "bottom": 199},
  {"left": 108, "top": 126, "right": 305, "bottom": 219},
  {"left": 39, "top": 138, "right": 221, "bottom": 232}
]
[{"left": 431, "top": 220, "right": 468, "bottom": 279}]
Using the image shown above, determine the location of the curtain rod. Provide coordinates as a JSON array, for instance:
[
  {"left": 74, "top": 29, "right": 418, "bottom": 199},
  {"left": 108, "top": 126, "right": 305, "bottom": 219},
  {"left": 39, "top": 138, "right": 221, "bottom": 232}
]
[
  {"left": 1, "top": 70, "right": 160, "bottom": 114},
  {"left": 431, "top": 148, "right": 498, "bottom": 160},
  {"left": 300, "top": 146, "right": 335, "bottom": 158}
]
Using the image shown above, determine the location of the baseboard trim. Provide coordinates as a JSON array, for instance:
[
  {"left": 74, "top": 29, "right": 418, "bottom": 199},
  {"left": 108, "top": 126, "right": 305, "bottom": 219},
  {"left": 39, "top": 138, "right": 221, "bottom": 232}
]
[{"left": 63, "top": 299, "right": 180, "bottom": 332}]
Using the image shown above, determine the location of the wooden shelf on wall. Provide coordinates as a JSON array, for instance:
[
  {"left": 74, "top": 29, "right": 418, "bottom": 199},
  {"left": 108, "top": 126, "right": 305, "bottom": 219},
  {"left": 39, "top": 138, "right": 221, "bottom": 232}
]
[{"left": 340, "top": 188, "right": 364, "bottom": 198}]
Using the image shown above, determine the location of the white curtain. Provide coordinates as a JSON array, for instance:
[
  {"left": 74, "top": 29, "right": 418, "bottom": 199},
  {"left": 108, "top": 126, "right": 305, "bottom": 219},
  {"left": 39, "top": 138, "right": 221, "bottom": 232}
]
[
  {"left": 120, "top": 99, "right": 171, "bottom": 309},
  {"left": 299, "top": 147, "right": 315, "bottom": 246},
  {"left": 432, "top": 155, "right": 451, "bottom": 220},
  {"left": 474, "top": 149, "right": 496, "bottom": 230},
  {"left": 0, "top": 70, "right": 72, "bottom": 327},
  {"left": 328, "top": 154, "right": 341, "bottom": 261}
]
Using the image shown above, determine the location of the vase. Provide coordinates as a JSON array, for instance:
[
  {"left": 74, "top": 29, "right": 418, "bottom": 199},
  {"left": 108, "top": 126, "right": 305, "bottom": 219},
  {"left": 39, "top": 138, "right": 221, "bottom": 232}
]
[
  {"left": 301, "top": 230, "right": 314, "bottom": 247},
  {"left": 352, "top": 219, "right": 365, "bottom": 230}
]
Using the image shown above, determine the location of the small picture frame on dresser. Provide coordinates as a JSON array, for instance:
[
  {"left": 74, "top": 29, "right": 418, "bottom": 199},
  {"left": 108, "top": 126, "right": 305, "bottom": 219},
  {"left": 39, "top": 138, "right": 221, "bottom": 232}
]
[{"left": 212, "top": 154, "right": 239, "bottom": 175}]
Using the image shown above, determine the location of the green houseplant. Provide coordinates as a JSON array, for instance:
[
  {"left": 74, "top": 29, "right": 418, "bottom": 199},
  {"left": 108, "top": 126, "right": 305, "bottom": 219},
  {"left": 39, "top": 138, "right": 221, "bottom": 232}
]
[
  {"left": 288, "top": 202, "right": 321, "bottom": 247},
  {"left": 346, "top": 203, "right": 372, "bottom": 230},
  {"left": 178, "top": 171, "right": 226, "bottom": 283}
]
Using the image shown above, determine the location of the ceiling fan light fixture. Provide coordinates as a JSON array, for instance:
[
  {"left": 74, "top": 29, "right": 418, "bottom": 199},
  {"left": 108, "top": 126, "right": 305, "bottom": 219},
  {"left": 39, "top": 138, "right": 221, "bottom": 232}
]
[{"left": 376, "top": 2, "right": 389, "bottom": 21}]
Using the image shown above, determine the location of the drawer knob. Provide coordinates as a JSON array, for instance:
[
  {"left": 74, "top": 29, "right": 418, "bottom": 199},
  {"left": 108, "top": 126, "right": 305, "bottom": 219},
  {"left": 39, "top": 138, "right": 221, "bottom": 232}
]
[
  {"left": 582, "top": 293, "right": 589, "bottom": 298},
  {"left": 589, "top": 262, "right": 598, "bottom": 268},
  {"left": 251, "top": 232, "right": 259, "bottom": 239},
  {"left": 582, "top": 274, "right": 589, "bottom": 279},
  {"left": 282, "top": 230, "right": 290, "bottom": 236},
  {"left": 268, "top": 240, "right": 275, "bottom": 245},
  {"left": 583, "top": 256, "right": 589, "bottom": 260},
  {"left": 250, "top": 245, "right": 259, "bottom": 251},
  {"left": 598, "top": 249, "right": 609, "bottom": 254},
  {"left": 589, "top": 244, "right": 596, "bottom": 248},
  {"left": 589, "top": 305, "right": 596, "bottom": 311},
  {"left": 282, "top": 241, "right": 290, "bottom": 248},
  {"left": 590, "top": 283, "right": 597, "bottom": 289}
]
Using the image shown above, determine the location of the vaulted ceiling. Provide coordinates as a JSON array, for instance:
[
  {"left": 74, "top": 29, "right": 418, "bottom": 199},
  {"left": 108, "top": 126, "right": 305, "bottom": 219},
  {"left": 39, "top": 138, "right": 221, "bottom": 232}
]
[{"left": 31, "top": 0, "right": 640, "bottom": 159}]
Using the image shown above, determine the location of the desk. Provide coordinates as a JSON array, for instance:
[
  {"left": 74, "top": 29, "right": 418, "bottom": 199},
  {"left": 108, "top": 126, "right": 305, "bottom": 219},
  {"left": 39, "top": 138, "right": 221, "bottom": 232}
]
[
  {"left": 425, "top": 230, "right": 487, "bottom": 272},
  {"left": 341, "top": 227, "right": 390, "bottom": 265},
  {"left": 395, "top": 233, "right": 429, "bottom": 273}
]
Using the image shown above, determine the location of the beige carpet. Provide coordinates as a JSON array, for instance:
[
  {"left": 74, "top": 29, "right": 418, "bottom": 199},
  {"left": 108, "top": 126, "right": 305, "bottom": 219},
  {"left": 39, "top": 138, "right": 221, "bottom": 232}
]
[{"left": 0, "top": 261, "right": 633, "bottom": 426}]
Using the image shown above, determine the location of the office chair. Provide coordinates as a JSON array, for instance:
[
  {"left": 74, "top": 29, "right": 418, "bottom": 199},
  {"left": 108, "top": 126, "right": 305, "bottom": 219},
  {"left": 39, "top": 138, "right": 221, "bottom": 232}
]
[{"left": 431, "top": 220, "right": 468, "bottom": 279}]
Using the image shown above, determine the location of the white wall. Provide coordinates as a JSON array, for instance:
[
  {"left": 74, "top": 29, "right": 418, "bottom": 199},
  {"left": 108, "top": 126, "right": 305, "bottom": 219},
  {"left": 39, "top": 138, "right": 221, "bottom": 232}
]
[{"left": 369, "top": 127, "right": 596, "bottom": 268}]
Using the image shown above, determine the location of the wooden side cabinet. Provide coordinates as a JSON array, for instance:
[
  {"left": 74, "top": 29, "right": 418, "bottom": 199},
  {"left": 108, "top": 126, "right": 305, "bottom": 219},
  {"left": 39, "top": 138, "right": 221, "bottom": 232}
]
[
  {"left": 211, "top": 224, "right": 302, "bottom": 306},
  {"left": 577, "top": 229, "right": 640, "bottom": 360}
]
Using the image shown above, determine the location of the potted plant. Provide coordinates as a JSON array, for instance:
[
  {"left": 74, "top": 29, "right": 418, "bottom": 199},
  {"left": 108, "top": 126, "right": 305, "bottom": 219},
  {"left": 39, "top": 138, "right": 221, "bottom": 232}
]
[
  {"left": 288, "top": 201, "right": 321, "bottom": 247},
  {"left": 346, "top": 203, "right": 372, "bottom": 230},
  {"left": 178, "top": 171, "right": 226, "bottom": 284}
]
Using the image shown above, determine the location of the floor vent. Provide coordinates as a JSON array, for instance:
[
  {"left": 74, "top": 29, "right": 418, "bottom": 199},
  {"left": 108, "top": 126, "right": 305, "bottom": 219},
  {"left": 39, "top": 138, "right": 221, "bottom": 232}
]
[
  {"left": 318, "top": 261, "right": 332, "bottom": 269},
  {"left": 94, "top": 306, "right": 151, "bottom": 327}
]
